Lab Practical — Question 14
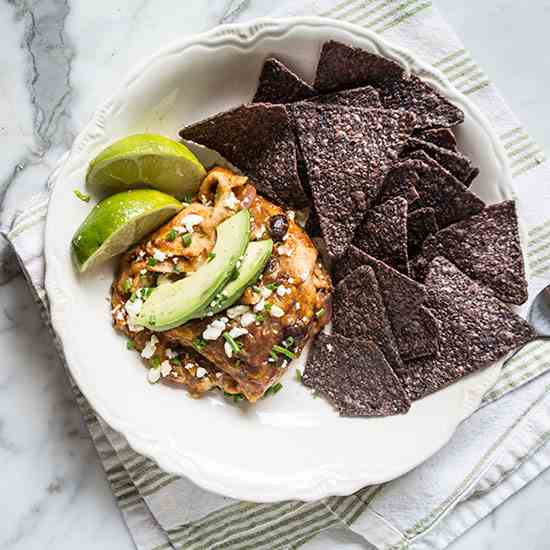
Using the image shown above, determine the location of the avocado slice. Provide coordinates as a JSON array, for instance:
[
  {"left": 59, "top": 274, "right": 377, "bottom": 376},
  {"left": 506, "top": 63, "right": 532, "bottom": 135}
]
[
  {"left": 204, "top": 239, "right": 273, "bottom": 316},
  {"left": 137, "top": 209, "right": 250, "bottom": 331}
]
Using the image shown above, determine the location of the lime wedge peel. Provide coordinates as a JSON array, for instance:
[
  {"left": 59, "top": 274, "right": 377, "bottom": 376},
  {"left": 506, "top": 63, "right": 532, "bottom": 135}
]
[
  {"left": 71, "top": 189, "right": 182, "bottom": 273},
  {"left": 86, "top": 134, "right": 206, "bottom": 200}
]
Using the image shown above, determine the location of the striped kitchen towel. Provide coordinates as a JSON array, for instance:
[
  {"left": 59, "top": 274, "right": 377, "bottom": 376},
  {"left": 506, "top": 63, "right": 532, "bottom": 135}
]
[{"left": 5, "top": 1, "right": 550, "bottom": 549}]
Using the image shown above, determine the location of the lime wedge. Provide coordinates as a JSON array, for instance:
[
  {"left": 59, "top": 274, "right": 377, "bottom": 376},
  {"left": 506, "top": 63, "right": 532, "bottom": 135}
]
[
  {"left": 86, "top": 134, "right": 206, "bottom": 200},
  {"left": 71, "top": 189, "right": 182, "bottom": 272}
]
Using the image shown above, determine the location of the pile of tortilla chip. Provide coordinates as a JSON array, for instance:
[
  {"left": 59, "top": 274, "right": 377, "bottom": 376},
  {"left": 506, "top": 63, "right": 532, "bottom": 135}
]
[{"left": 179, "top": 41, "right": 535, "bottom": 417}]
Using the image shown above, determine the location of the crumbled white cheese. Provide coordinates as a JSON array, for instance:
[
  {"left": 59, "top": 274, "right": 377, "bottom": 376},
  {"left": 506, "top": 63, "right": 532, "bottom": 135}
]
[
  {"left": 138, "top": 250, "right": 145, "bottom": 258},
  {"left": 215, "top": 372, "right": 223, "bottom": 379},
  {"left": 141, "top": 335, "right": 159, "bottom": 359},
  {"left": 281, "top": 360, "right": 288, "bottom": 369},
  {"left": 276, "top": 285, "right": 290, "bottom": 297},
  {"left": 184, "top": 363, "right": 194, "bottom": 370},
  {"left": 253, "top": 224, "right": 266, "bottom": 239},
  {"left": 300, "top": 272, "right": 309, "bottom": 282},
  {"left": 115, "top": 310, "right": 125, "bottom": 321},
  {"left": 227, "top": 305, "right": 250, "bottom": 319},
  {"left": 140, "top": 268, "right": 147, "bottom": 275},
  {"left": 223, "top": 192, "right": 240, "bottom": 210},
  {"left": 229, "top": 327, "right": 248, "bottom": 339},
  {"left": 287, "top": 211, "right": 296, "bottom": 221},
  {"left": 260, "top": 287, "right": 273, "bottom": 299},
  {"left": 178, "top": 214, "right": 203, "bottom": 233},
  {"left": 153, "top": 249, "right": 166, "bottom": 262},
  {"left": 254, "top": 298, "right": 266, "bottom": 312},
  {"left": 270, "top": 305, "right": 285, "bottom": 318},
  {"left": 240, "top": 312, "right": 256, "bottom": 327},
  {"left": 165, "top": 348, "right": 177, "bottom": 360},
  {"left": 125, "top": 297, "right": 143, "bottom": 318},
  {"left": 127, "top": 319, "right": 144, "bottom": 333},
  {"left": 160, "top": 360, "right": 172, "bottom": 377},
  {"left": 148, "top": 367, "right": 161, "bottom": 383},
  {"left": 288, "top": 277, "right": 294, "bottom": 284},
  {"left": 295, "top": 302, "right": 301, "bottom": 310},
  {"left": 224, "top": 341, "right": 233, "bottom": 358},
  {"left": 202, "top": 318, "right": 227, "bottom": 340},
  {"left": 196, "top": 367, "right": 208, "bottom": 378}
]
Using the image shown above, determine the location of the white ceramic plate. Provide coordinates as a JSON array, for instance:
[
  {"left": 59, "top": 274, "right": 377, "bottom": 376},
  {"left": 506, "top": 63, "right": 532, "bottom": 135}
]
[{"left": 45, "top": 17, "right": 514, "bottom": 502}]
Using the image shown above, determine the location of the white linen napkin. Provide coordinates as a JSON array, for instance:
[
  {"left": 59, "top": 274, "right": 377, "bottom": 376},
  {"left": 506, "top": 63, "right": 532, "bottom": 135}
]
[{"left": 5, "top": 1, "right": 550, "bottom": 549}]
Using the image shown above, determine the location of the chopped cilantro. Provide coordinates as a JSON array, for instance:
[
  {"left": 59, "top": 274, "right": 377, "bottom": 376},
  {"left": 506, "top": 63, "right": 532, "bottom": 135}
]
[
  {"left": 192, "top": 337, "right": 207, "bottom": 352},
  {"left": 315, "top": 308, "right": 326, "bottom": 319},
  {"left": 272, "top": 345, "right": 295, "bottom": 360},
  {"left": 255, "top": 312, "right": 266, "bottom": 323},
  {"left": 208, "top": 252, "right": 216, "bottom": 263},
  {"left": 166, "top": 229, "right": 178, "bottom": 241},
  {"left": 223, "top": 332, "right": 241, "bottom": 354},
  {"left": 170, "top": 357, "right": 181, "bottom": 366},
  {"left": 122, "top": 279, "right": 132, "bottom": 293},
  {"left": 265, "top": 282, "right": 280, "bottom": 290},
  {"left": 233, "top": 393, "right": 244, "bottom": 403},
  {"left": 150, "top": 357, "right": 161, "bottom": 368},
  {"left": 181, "top": 233, "right": 192, "bottom": 247},
  {"left": 265, "top": 303, "right": 273, "bottom": 311},
  {"left": 126, "top": 340, "right": 135, "bottom": 350},
  {"left": 73, "top": 189, "right": 90, "bottom": 202},
  {"left": 264, "top": 383, "right": 283, "bottom": 398},
  {"left": 147, "top": 257, "right": 157, "bottom": 267}
]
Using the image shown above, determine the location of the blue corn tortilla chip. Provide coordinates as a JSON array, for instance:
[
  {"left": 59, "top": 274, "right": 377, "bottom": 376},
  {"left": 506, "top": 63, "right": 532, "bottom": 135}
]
[
  {"left": 303, "top": 333, "right": 410, "bottom": 417},
  {"left": 377, "top": 159, "right": 421, "bottom": 206},
  {"left": 308, "top": 85, "right": 382, "bottom": 109},
  {"left": 354, "top": 197, "right": 409, "bottom": 275},
  {"left": 402, "top": 150, "right": 485, "bottom": 228},
  {"left": 413, "top": 201, "right": 528, "bottom": 305},
  {"left": 401, "top": 138, "right": 479, "bottom": 186},
  {"left": 333, "top": 265, "right": 404, "bottom": 375},
  {"left": 253, "top": 57, "right": 316, "bottom": 104},
  {"left": 415, "top": 128, "right": 457, "bottom": 150},
  {"left": 314, "top": 40, "right": 404, "bottom": 92},
  {"left": 400, "top": 257, "right": 536, "bottom": 401},
  {"left": 179, "top": 103, "right": 308, "bottom": 208},
  {"left": 377, "top": 75, "right": 465, "bottom": 130},
  {"left": 407, "top": 207, "right": 438, "bottom": 256},
  {"left": 289, "top": 103, "right": 415, "bottom": 259},
  {"left": 334, "top": 246, "right": 440, "bottom": 361}
]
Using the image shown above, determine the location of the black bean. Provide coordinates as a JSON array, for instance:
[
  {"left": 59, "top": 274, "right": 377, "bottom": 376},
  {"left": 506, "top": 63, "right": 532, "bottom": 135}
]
[{"left": 267, "top": 214, "right": 289, "bottom": 242}]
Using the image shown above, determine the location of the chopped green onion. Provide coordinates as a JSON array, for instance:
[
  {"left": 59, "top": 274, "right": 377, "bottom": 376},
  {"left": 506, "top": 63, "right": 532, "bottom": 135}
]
[
  {"left": 315, "top": 308, "right": 326, "bottom": 319},
  {"left": 282, "top": 336, "right": 295, "bottom": 349},
  {"left": 73, "top": 189, "right": 90, "bottom": 202},
  {"left": 208, "top": 252, "right": 216, "bottom": 263},
  {"left": 272, "top": 345, "right": 295, "bottom": 360},
  {"left": 150, "top": 357, "right": 161, "bottom": 368},
  {"left": 181, "top": 233, "right": 192, "bottom": 247},
  {"left": 223, "top": 332, "right": 241, "bottom": 354},
  {"left": 192, "top": 337, "right": 207, "bottom": 352},
  {"left": 269, "top": 350, "right": 279, "bottom": 362},
  {"left": 264, "top": 383, "right": 283, "bottom": 398},
  {"left": 166, "top": 229, "right": 178, "bottom": 241},
  {"left": 122, "top": 279, "right": 132, "bottom": 293},
  {"left": 147, "top": 257, "right": 157, "bottom": 267},
  {"left": 126, "top": 340, "right": 135, "bottom": 350}
]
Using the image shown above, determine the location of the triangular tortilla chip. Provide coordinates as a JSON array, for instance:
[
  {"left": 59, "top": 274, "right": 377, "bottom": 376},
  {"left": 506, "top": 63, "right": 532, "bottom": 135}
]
[
  {"left": 303, "top": 333, "right": 410, "bottom": 417},
  {"left": 179, "top": 104, "right": 308, "bottom": 207},
  {"left": 418, "top": 201, "right": 528, "bottom": 305},
  {"left": 308, "top": 85, "right": 381, "bottom": 109},
  {"left": 290, "top": 103, "right": 415, "bottom": 258},
  {"left": 354, "top": 197, "right": 409, "bottom": 274},
  {"left": 400, "top": 257, "right": 535, "bottom": 401},
  {"left": 313, "top": 40, "right": 404, "bottom": 92},
  {"left": 407, "top": 207, "right": 438, "bottom": 256},
  {"left": 416, "top": 128, "right": 457, "bottom": 151},
  {"left": 253, "top": 58, "right": 316, "bottom": 104}
]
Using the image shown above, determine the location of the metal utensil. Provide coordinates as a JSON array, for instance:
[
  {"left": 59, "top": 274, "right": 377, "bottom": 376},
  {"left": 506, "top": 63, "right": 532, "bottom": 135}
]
[{"left": 528, "top": 285, "right": 550, "bottom": 337}]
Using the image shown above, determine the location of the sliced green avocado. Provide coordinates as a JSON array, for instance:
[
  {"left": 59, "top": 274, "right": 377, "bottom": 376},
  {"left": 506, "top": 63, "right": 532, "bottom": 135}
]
[
  {"left": 204, "top": 239, "right": 273, "bottom": 316},
  {"left": 136, "top": 209, "right": 250, "bottom": 331}
]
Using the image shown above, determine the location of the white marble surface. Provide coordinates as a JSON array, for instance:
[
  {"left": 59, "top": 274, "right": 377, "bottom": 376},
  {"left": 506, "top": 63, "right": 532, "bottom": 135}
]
[{"left": 1, "top": 1, "right": 550, "bottom": 549}]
